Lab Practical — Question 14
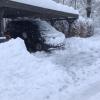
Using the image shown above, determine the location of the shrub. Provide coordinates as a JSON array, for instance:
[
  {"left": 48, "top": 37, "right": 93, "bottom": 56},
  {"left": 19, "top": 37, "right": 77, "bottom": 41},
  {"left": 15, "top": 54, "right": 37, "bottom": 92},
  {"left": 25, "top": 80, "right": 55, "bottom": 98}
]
[
  {"left": 71, "top": 16, "right": 94, "bottom": 38},
  {"left": 53, "top": 20, "right": 69, "bottom": 37}
]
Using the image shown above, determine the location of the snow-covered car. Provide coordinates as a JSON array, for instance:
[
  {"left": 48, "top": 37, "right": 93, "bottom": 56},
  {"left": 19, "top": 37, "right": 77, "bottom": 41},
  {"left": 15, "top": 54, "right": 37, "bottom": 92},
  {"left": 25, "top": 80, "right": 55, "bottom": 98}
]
[
  {"left": 4, "top": 19, "right": 65, "bottom": 52},
  {"left": 35, "top": 20, "right": 65, "bottom": 48}
]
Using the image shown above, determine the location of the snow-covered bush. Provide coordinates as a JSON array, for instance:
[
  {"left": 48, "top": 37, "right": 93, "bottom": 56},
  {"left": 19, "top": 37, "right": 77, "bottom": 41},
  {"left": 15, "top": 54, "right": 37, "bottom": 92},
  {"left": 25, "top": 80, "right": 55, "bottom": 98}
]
[
  {"left": 53, "top": 20, "right": 69, "bottom": 37},
  {"left": 71, "top": 16, "right": 94, "bottom": 37},
  {"left": 51, "top": 16, "right": 94, "bottom": 38}
]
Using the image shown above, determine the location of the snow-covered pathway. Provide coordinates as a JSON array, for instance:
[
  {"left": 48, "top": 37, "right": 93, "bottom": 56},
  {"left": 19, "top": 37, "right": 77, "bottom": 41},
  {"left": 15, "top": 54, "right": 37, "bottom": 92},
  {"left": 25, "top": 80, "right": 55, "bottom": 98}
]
[
  {"left": 68, "top": 80, "right": 100, "bottom": 100},
  {"left": 45, "top": 28, "right": 100, "bottom": 100},
  {"left": 0, "top": 28, "right": 100, "bottom": 100},
  {"left": 32, "top": 28, "right": 100, "bottom": 100}
]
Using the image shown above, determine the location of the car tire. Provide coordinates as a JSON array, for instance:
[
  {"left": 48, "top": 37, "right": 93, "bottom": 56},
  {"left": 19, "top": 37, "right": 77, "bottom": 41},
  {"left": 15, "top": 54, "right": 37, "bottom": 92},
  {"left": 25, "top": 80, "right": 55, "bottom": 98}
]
[{"left": 36, "top": 43, "right": 42, "bottom": 51}]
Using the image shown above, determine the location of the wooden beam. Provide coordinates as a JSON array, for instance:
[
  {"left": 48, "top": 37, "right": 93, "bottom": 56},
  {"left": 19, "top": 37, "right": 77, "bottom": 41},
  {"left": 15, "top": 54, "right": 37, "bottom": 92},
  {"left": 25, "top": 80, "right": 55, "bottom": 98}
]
[
  {"left": 0, "top": 0, "right": 78, "bottom": 19},
  {"left": 0, "top": 8, "right": 5, "bottom": 36}
]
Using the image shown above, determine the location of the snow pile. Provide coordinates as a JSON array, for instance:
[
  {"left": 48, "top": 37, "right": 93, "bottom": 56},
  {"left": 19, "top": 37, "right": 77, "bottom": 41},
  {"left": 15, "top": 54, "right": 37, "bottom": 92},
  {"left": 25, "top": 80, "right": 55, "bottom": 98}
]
[
  {"left": 0, "top": 38, "right": 70, "bottom": 100},
  {"left": 11, "top": 0, "right": 78, "bottom": 15},
  {"left": 0, "top": 28, "right": 100, "bottom": 100}
]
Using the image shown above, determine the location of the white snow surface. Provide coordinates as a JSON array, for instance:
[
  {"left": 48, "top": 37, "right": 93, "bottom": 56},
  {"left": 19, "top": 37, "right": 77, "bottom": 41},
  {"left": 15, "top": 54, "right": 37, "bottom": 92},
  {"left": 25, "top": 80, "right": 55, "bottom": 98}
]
[
  {"left": 0, "top": 28, "right": 100, "bottom": 100},
  {"left": 11, "top": 0, "right": 78, "bottom": 15}
]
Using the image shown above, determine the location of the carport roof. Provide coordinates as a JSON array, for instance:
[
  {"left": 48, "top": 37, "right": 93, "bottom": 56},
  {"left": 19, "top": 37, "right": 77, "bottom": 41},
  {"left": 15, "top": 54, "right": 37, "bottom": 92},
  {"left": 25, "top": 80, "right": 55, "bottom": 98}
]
[{"left": 0, "top": 0, "right": 79, "bottom": 19}]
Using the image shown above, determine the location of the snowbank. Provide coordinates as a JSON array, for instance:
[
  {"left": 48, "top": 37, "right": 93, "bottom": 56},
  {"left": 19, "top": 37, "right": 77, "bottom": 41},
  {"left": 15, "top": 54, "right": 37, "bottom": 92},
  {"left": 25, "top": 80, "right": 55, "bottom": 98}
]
[
  {"left": 0, "top": 28, "right": 100, "bottom": 100},
  {"left": 0, "top": 38, "right": 69, "bottom": 100},
  {"left": 11, "top": 0, "right": 78, "bottom": 15}
]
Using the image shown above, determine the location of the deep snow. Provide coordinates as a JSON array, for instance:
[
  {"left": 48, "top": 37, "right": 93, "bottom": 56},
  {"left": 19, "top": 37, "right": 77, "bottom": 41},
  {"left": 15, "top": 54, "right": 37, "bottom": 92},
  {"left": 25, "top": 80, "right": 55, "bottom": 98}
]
[{"left": 0, "top": 28, "right": 100, "bottom": 100}]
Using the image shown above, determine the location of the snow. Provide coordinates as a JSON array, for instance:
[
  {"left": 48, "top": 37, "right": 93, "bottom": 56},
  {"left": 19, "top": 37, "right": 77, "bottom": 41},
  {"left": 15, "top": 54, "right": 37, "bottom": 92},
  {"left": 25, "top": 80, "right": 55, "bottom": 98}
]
[
  {"left": 90, "top": 93, "right": 100, "bottom": 100},
  {"left": 11, "top": 0, "right": 78, "bottom": 15},
  {"left": 0, "top": 38, "right": 68, "bottom": 100},
  {"left": 0, "top": 37, "right": 6, "bottom": 39},
  {"left": 0, "top": 26, "right": 100, "bottom": 100}
]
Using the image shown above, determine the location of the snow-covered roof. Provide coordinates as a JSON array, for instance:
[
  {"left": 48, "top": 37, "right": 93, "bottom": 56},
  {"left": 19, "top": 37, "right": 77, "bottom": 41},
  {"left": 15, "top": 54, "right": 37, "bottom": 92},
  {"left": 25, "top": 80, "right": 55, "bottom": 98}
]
[
  {"left": 0, "top": 0, "right": 79, "bottom": 19},
  {"left": 11, "top": 0, "right": 78, "bottom": 15}
]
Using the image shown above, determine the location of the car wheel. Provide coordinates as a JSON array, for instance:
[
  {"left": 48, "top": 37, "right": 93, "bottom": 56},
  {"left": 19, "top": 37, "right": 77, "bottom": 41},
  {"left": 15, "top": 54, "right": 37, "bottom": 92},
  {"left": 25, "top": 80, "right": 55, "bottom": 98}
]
[{"left": 36, "top": 43, "right": 42, "bottom": 51}]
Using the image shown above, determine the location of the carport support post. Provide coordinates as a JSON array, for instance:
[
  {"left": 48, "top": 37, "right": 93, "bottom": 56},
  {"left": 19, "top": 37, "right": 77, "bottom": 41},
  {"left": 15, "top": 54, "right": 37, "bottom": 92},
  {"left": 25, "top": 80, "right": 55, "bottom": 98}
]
[
  {"left": 0, "top": 9, "right": 4, "bottom": 37},
  {"left": 50, "top": 19, "right": 55, "bottom": 26},
  {"left": 67, "top": 18, "right": 77, "bottom": 37}
]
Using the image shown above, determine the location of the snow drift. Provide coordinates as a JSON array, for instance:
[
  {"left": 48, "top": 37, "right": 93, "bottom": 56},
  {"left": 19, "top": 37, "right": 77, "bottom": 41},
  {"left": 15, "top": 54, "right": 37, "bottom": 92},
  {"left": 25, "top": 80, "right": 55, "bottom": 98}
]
[
  {"left": 0, "top": 26, "right": 100, "bottom": 100},
  {"left": 0, "top": 38, "right": 69, "bottom": 100}
]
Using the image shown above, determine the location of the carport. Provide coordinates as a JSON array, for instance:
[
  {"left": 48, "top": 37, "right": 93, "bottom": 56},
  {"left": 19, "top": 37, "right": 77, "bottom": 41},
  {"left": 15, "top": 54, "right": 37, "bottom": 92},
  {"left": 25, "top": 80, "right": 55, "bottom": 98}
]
[{"left": 0, "top": 0, "right": 79, "bottom": 36}]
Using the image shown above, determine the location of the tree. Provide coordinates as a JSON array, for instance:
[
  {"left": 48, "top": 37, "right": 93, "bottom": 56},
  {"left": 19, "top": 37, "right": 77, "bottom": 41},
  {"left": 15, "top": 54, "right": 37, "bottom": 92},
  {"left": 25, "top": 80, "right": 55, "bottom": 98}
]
[{"left": 86, "top": 0, "right": 92, "bottom": 17}]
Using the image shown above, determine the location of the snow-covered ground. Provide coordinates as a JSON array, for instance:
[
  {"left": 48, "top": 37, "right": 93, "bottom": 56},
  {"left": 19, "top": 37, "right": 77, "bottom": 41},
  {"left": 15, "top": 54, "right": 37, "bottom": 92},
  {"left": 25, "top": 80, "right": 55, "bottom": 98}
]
[
  {"left": 11, "top": 0, "right": 78, "bottom": 15},
  {"left": 0, "top": 28, "right": 100, "bottom": 100}
]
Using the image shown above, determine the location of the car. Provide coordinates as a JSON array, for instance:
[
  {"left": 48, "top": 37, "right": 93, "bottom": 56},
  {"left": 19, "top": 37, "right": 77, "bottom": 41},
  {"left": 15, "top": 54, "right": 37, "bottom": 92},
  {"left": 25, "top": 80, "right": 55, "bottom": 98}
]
[{"left": 4, "top": 19, "right": 65, "bottom": 52}]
